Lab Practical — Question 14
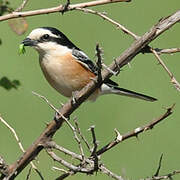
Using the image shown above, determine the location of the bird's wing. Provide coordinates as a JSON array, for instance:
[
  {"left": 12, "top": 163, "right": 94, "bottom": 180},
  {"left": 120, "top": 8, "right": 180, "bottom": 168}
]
[
  {"left": 72, "top": 48, "right": 119, "bottom": 87},
  {"left": 72, "top": 48, "right": 120, "bottom": 87},
  {"left": 72, "top": 49, "right": 98, "bottom": 74}
]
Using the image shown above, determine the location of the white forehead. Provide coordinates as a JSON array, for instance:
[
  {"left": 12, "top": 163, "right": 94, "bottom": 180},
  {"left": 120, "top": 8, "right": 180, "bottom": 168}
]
[{"left": 28, "top": 28, "right": 59, "bottom": 40}]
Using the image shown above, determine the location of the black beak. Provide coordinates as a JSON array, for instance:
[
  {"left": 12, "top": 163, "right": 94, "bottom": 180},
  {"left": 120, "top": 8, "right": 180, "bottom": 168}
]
[{"left": 21, "top": 38, "right": 37, "bottom": 46}]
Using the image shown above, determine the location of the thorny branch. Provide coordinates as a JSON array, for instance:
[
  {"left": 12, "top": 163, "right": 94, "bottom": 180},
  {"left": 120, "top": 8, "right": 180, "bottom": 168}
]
[
  {"left": 154, "top": 47, "right": 180, "bottom": 55},
  {"left": 153, "top": 154, "right": 164, "bottom": 177},
  {"left": 1, "top": 9, "right": 179, "bottom": 180},
  {"left": 32, "top": 91, "right": 85, "bottom": 160},
  {"left": 0, "top": 0, "right": 130, "bottom": 22},
  {"left": 63, "top": 118, "right": 85, "bottom": 160},
  {"left": 151, "top": 49, "right": 180, "bottom": 91},
  {"left": 76, "top": 7, "right": 139, "bottom": 40},
  {"left": 99, "top": 165, "right": 124, "bottom": 180},
  {"left": 96, "top": 104, "right": 174, "bottom": 156},
  {"left": 45, "top": 135, "right": 124, "bottom": 180},
  {"left": 43, "top": 104, "right": 174, "bottom": 180},
  {"left": 0, "top": 116, "right": 24, "bottom": 153},
  {"left": 73, "top": 117, "right": 92, "bottom": 152},
  {"left": 76, "top": 7, "right": 180, "bottom": 90},
  {"left": 15, "top": 0, "right": 29, "bottom": 12},
  {"left": 144, "top": 170, "right": 180, "bottom": 180},
  {"left": 0, "top": 0, "right": 179, "bottom": 179}
]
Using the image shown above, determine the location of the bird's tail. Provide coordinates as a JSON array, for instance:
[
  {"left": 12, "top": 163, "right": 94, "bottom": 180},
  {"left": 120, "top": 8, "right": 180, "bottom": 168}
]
[{"left": 101, "top": 84, "right": 157, "bottom": 102}]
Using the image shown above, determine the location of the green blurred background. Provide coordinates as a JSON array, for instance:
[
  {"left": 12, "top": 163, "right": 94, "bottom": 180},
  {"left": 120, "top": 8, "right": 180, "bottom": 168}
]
[{"left": 0, "top": 0, "right": 180, "bottom": 179}]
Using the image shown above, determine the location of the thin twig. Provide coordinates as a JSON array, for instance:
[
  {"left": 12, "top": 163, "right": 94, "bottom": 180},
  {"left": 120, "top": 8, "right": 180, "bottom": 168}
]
[
  {"left": 96, "top": 43, "right": 103, "bottom": 83},
  {"left": 52, "top": 167, "right": 68, "bottom": 174},
  {"left": 60, "top": 118, "right": 85, "bottom": 159},
  {"left": 89, "top": 126, "right": 98, "bottom": 156},
  {"left": 32, "top": 91, "right": 59, "bottom": 112},
  {"left": 0, "top": 0, "right": 130, "bottom": 22},
  {"left": 32, "top": 91, "right": 71, "bottom": 124},
  {"left": 154, "top": 154, "right": 163, "bottom": 176},
  {"left": 45, "top": 141, "right": 95, "bottom": 170},
  {"left": 55, "top": 172, "right": 74, "bottom": 180},
  {"left": 33, "top": 169, "right": 45, "bottom": 180},
  {"left": 155, "top": 48, "right": 180, "bottom": 55},
  {"left": 151, "top": 49, "right": 180, "bottom": 91},
  {"left": 0, "top": 116, "right": 43, "bottom": 179},
  {"left": 89, "top": 126, "right": 98, "bottom": 172},
  {"left": 32, "top": 91, "right": 85, "bottom": 159},
  {"left": 33, "top": 91, "right": 72, "bottom": 129},
  {"left": 46, "top": 150, "right": 92, "bottom": 173},
  {"left": 99, "top": 164, "right": 124, "bottom": 180},
  {"left": 143, "top": 170, "right": 180, "bottom": 180},
  {"left": 73, "top": 117, "right": 92, "bottom": 152},
  {"left": 102, "top": 63, "right": 118, "bottom": 76},
  {"left": 45, "top": 141, "right": 83, "bottom": 161},
  {"left": 15, "top": 0, "right": 29, "bottom": 12},
  {"left": 76, "top": 7, "right": 139, "bottom": 40},
  {"left": 25, "top": 167, "right": 32, "bottom": 180},
  {"left": 0, "top": 116, "right": 25, "bottom": 153},
  {"left": 71, "top": 127, "right": 85, "bottom": 161},
  {"left": 53, "top": 167, "right": 75, "bottom": 180},
  {"left": 96, "top": 104, "right": 174, "bottom": 156}
]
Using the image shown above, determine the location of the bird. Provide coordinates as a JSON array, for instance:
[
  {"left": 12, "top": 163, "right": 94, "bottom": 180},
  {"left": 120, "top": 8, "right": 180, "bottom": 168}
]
[{"left": 21, "top": 27, "right": 157, "bottom": 102}]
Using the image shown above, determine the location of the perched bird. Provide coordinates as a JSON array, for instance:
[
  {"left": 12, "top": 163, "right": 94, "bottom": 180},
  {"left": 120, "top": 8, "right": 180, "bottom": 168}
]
[{"left": 21, "top": 27, "right": 157, "bottom": 102}]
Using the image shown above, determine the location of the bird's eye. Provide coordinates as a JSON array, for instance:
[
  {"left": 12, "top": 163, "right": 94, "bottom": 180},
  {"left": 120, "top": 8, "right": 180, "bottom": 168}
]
[{"left": 42, "top": 34, "right": 50, "bottom": 40}]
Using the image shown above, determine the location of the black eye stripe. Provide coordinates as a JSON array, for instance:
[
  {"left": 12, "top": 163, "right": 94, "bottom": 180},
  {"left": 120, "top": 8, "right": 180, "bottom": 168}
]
[{"left": 38, "top": 35, "right": 80, "bottom": 50}]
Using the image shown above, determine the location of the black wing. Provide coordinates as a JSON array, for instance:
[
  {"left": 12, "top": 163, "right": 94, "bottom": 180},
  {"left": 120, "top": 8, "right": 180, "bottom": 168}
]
[
  {"left": 72, "top": 49, "right": 98, "bottom": 74},
  {"left": 72, "top": 48, "right": 119, "bottom": 87}
]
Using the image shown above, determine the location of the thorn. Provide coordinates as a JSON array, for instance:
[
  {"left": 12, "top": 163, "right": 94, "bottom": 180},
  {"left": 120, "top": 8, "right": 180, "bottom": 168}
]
[
  {"left": 61, "top": 0, "right": 70, "bottom": 15},
  {"left": 114, "top": 58, "right": 121, "bottom": 76},
  {"left": 167, "top": 103, "right": 175, "bottom": 111},
  {"left": 88, "top": 125, "right": 95, "bottom": 131},
  {"left": 154, "top": 153, "right": 163, "bottom": 177},
  {"left": 102, "top": 63, "right": 117, "bottom": 75},
  {"left": 71, "top": 91, "right": 79, "bottom": 105},
  {"left": 71, "top": 97, "right": 77, "bottom": 105},
  {"left": 44, "top": 122, "right": 49, "bottom": 127},
  {"left": 102, "top": 11, "right": 107, "bottom": 15},
  {"left": 134, "top": 127, "right": 142, "bottom": 134},
  {"left": 114, "top": 128, "right": 122, "bottom": 142},
  {"left": 54, "top": 112, "right": 60, "bottom": 121},
  {"left": 59, "top": 101, "right": 64, "bottom": 107},
  {"left": 135, "top": 134, "right": 139, "bottom": 140},
  {"left": 127, "top": 62, "right": 131, "bottom": 68}
]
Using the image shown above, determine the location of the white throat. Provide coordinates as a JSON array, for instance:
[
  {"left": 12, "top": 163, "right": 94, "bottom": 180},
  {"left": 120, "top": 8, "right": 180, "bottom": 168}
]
[{"left": 35, "top": 42, "right": 72, "bottom": 61}]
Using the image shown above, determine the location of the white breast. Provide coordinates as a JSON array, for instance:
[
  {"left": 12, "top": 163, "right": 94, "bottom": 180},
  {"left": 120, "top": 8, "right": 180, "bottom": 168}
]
[{"left": 39, "top": 54, "right": 74, "bottom": 97}]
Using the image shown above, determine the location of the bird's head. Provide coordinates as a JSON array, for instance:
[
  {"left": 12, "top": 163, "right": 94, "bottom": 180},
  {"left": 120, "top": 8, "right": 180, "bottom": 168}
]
[{"left": 21, "top": 27, "right": 79, "bottom": 55}]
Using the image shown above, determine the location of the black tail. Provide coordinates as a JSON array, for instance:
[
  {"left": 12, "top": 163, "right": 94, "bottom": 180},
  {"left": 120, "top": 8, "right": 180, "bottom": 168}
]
[{"left": 112, "top": 87, "right": 157, "bottom": 102}]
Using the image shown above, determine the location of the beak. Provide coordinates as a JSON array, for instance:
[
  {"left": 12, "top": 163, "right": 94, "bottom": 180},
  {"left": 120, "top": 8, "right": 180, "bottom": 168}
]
[{"left": 21, "top": 38, "right": 37, "bottom": 46}]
